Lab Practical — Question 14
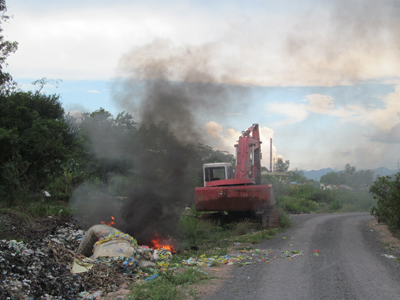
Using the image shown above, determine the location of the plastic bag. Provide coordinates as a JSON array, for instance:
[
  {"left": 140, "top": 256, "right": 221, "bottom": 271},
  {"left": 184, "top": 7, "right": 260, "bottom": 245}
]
[
  {"left": 92, "top": 237, "right": 135, "bottom": 259},
  {"left": 77, "top": 225, "right": 119, "bottom": 257}
]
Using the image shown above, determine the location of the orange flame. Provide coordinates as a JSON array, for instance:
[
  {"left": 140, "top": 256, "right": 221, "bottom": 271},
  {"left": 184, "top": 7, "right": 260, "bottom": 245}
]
[
  {"left": 101, "top": 216, "right": 116, "bottom": 227},
  {"left": 150, "top": 234, "right": 176, "bottom": 253}
]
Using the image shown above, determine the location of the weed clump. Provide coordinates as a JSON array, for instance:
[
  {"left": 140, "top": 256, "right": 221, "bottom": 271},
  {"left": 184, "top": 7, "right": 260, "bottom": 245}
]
[{"left": 129, "top": 269, "right": 209, "bottom": 300}]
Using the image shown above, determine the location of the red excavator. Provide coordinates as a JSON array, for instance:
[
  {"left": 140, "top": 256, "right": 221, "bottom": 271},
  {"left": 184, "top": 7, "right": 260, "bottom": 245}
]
[{"left": 195, "top": 124, "right": 279, "bottom": 228}]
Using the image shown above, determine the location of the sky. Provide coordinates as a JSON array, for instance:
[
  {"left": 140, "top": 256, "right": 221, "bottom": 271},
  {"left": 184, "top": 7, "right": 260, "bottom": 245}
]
[{"left": 3, "top": 0, "right": 400, "bottom": 171}]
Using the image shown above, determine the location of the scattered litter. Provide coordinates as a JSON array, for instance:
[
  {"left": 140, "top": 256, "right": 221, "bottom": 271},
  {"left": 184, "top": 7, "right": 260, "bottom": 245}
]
[
  {"left": 382, "top": 254, "right": 396, "bottom": 259},
  {"left": 0, "top": 214, "right": 307, "bottom": 299},
  {"left": 145, "top": 273, "right": 159, "bottom": 282}
]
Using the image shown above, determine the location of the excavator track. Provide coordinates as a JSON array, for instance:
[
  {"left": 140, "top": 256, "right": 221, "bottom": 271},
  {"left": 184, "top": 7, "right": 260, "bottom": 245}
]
[{"left": 262, "top": 209, "right": 280, "bottom": 229}]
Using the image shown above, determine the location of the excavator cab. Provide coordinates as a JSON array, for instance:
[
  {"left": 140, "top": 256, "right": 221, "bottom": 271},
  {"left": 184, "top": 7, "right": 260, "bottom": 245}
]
[{"left": 202, "top": 162, "right": 233, "bottom": 187}]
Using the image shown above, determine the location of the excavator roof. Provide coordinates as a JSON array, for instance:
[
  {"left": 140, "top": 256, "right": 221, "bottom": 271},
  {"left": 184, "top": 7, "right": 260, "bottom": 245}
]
[{"left": 203, "top": 162, "right": 232, "bottom": 168}]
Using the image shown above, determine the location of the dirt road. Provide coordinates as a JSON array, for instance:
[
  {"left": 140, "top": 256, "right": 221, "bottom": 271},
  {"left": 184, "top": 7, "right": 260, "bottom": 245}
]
[{"left": 203, "top": 213, "right": 400, "bottom": 300}]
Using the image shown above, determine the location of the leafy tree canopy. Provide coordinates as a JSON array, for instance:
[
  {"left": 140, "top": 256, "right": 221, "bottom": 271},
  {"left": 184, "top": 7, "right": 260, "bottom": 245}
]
[
  {"left": 275, "top": 158, "right": 290, "bottom": 173},
  {"left": 370, "top": 173, "right": 400, "bottom": 230},
  {"left": 320, "top": 164, "right": 374, "bottom": 188},
  {"left": 287, "top": 168, "right": 308, "bottom": 184},
  {"left": 0, "top": 91, "right": 70, "bottom": 199},
  {"left": 0, "top": 0, "right": 18, "bottom": 93}
]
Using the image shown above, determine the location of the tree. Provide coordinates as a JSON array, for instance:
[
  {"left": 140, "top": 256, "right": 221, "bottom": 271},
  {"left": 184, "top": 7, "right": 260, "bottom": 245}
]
[
  {"left": 0, "top": 91, "right": 70, "bottom": 200},
  {"left": 287, "top": 168, "right": 308, "bottom": 184},
  {"left": 0, "top": 0, "right": 18, "bottom": 93},
  {"left": 320, "top": 164, "right": 374, "bottom": 188},
  {"left": 275, "top": 158, "right": 290, "bottom": 173},
  {"left": 370, "top": 173, "right": 400, "bottom": 230},
  {"left": 320, "top": 172, "right": 341, "bottom": 185},
  {"left": 74, "top": 108, "right": 137, "bottom": 188}
]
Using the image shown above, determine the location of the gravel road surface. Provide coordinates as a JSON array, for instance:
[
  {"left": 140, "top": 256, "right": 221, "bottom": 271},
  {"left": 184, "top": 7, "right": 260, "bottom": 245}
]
[{"left": 203, "top": 213, "right": 400, "bottom": 300}]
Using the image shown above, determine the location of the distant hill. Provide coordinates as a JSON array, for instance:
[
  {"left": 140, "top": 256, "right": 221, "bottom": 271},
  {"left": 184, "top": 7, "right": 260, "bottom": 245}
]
[
  {"left": 303, "top": 168, "right": 337, "bottom": 181},
  {"left": 303, "top": 167, "right": 398, "bottom": 181},
  {"left": 371, "top": 167, "right": 398, "bottom": 178}
]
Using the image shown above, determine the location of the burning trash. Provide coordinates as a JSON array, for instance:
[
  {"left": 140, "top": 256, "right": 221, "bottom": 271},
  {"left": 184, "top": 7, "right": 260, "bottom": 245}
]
[
  {"left": 150, "top": 233, "right": 176, "bottom": 253},
  {"left": 76, "top": 224, "right": 174, "bottom": 276},
  {"left": 101, "top": 216, "right": 116, "bottom": 226},
  {"left": 0, "top": 214, "right": 175, "bottom": 300}
]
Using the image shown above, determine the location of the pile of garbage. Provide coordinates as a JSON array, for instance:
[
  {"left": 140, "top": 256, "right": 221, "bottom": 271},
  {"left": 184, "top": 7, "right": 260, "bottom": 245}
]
[
  {"left": 0, "top": 217, "right": 173, "bottom": 299},
  {"left": 0, "top": 214, "right": 306, "bottom": 299},
  {"left": 0, "top": 218, "right": 88, "bottom": 299}
]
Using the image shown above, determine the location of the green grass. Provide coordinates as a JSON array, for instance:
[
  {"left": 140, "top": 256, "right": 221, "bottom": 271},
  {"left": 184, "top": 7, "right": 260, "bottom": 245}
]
[
  {"left": 0, "top": 200, "right": 71, "bottom": 219},
  {"left": 233, "top": 229, "right": 277, "bottom": 244},
  {"left": 127, "top": 268, "right": 209, "bottom": 300},
  {"left": 233, "top": 220, "right": 253, "bottom": 235},
  {"left": 274, "top": 185, "right": 377, "bottom": 214},
  {"left": 279, "top": 209, "right": 292, "bottom": 229},
  {"left": 278, "top": 196, "right": 318, "bottom": 213}
]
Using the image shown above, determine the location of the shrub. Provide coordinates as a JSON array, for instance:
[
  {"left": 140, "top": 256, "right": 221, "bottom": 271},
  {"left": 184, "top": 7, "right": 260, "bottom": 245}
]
[
  {"left": 179, "top": 214, "right": 218, "bottom": 246},
  {"left": 277, "top": 196, "right": 318, "bottom": 213},
  {"left": 311, "top": 189, "right": 335, "bottom": 203},
  {"left": 370, "top": 173, "right": 400, "bottom": 230},
  {"left": 234, "top": 221, "right": 252, "bottom": 235},
  {"left": 328, "top": 199, "right": 342, "bottom": 211},
  {"left": 278, "top": 209, "right": 292, "bottom": 229}
]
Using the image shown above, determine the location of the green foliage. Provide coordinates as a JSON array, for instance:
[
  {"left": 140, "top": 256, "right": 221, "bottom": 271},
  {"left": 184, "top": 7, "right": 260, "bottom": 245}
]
[
  {"left": 275, "top": 158, "right": 290, "bottom": 173},
  {"left": 278, "top": 196, "right": 318, "bottom": 213},
  {"left": 271, "top": 177, "right": 376, "bottom": 214},
  {"left": 310, "top": 189, "right": 335, "bottom": 203},
  {"left": 320, "top": 164, "right": 374, "bottom": 188},
  {"left": 287, "top": 168, "right": 308, "bottom": 184},
  {"left": 278, "top": 209, "right": 292, "bottom": 229},
  {"left": 0, "top": 199, "right": 70, "bottom": 219},
  {"left": 370, "top": 173, "right": 400, "bottom": 230},
  {"left": 0, "top": 0, "right": 18, "bottom": 93},
  {"left": 129, "top": 268, "right": 209, "bottom": 300},
  {"left": 234, "top": 221, "right": 253, "bottom": 235},
  {"left": 179, "top": 215, "right": 220, "bottom": 246},
  {"left": 233, "top": 229, "right": 276, "bottom": 244},
  {"left": 328, "top": 199, "right": 342, "bottom": 211},
  {"left": 0, "top": 91, "right": 70, "bottom": 202},
  {"left": 288, "top": 184, "right": 316, "bottom": 199},
  {"left": 335, "top": 189, "right": 376, "bottom": 212}
]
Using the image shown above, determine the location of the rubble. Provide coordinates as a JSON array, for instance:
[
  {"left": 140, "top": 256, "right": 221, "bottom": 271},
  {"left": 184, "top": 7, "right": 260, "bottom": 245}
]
[
  {"left": 0, "top": 215, "right": 134, "bottom": 299},
  {"left": 0, "top": 214, "right": 305, "bottom": 299},
  {"left": 0, "top": 215, "right": 176, "bottom": 299}
]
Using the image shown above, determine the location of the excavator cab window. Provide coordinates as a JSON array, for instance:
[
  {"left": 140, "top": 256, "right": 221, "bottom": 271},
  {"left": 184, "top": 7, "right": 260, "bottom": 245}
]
[
  {"left": 205, "top": 167, "right": 225, "bottom": 182},
  {"left": 203, "top": 163, "right": 233, "bottom": 186},
  {"left": 227, "top": 166, "right": 233, "bottom": 179}
]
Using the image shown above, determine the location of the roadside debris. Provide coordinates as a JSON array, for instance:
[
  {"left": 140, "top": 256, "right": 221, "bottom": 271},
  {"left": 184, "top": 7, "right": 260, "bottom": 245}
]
[
  {"left": 0, "top": 217, "right": 172, "bottom": 299},
  {"left": 0, "top": 215, "right": 305, "bottom": 299}
]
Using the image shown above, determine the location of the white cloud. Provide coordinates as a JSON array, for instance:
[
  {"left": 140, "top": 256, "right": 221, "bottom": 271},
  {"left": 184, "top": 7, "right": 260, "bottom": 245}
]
[
  {"left": 266, "top": 102, "right": 309, "bottom": 126},
  {"left": 203, "top": 121, "right": 240, "bottom": 153},
  {"left": 4, "top": 1, "right": 400, "bottom": 86},
  {"left": 87, "top": 90, "right": 100, "bottom": 94},
  {"left": 266, "top": 93, "right": 368, "bottom": 126},
  {"left": 304, "top": 94, "right": 360, "bottom": 118},
  {"left": 347, "top": 84, "right": 400, "bottom": 131}
]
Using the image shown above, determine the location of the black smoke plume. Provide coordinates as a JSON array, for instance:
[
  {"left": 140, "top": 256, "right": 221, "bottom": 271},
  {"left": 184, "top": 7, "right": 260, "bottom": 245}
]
[{"left": 70, "top": 40, "right": 247, "bottom": 245}]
